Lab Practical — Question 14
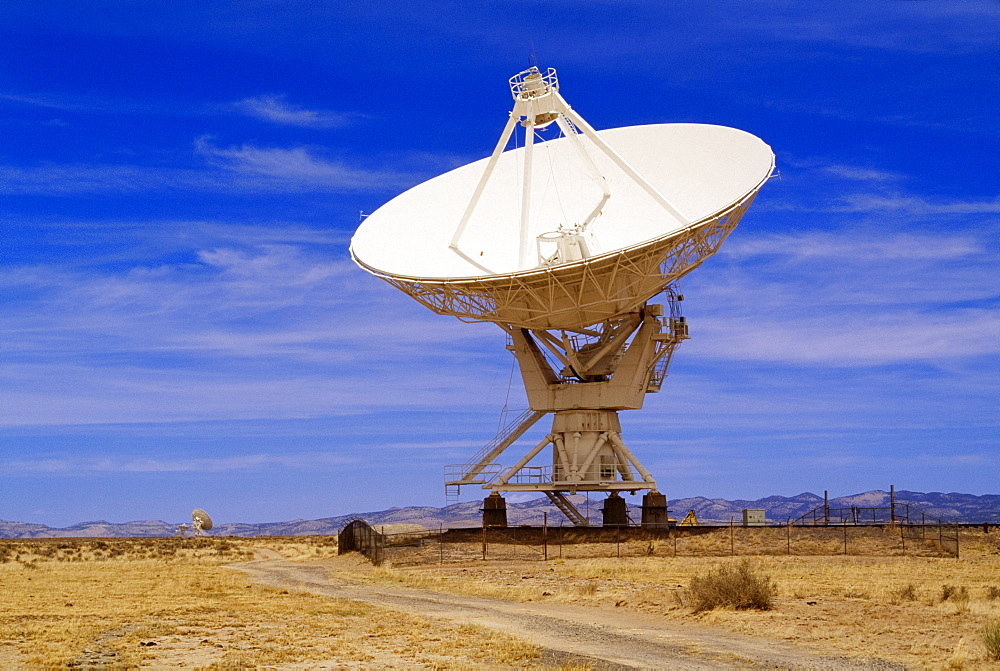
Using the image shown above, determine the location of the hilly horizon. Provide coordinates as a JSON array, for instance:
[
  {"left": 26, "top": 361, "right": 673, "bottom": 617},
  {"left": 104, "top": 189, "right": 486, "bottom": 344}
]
[{"left": 2, "top": 489, "right": 998, "bottom": 539}]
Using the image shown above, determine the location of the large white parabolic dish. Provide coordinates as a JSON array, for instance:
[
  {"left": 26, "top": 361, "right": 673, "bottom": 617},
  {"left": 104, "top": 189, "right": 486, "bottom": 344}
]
[{"left": 352, "top": 122, "right": 774, "bottom": 331}]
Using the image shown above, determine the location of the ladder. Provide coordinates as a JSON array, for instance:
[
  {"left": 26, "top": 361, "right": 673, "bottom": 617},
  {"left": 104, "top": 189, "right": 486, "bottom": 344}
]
[
  {"left": 546, "top": 491, "right": 590, "bottom": 527},
  {"left": 445, "top": 409, "right": 546, "bottom": 488}
]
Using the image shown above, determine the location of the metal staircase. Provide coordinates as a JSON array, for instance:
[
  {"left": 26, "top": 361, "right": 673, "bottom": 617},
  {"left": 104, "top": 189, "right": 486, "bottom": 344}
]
[
  {"left": 545, "top": 491, "right": 590, "bottom": 527},
  {"left": 445, "top": 408, "right": 547, "bottom": 503}
]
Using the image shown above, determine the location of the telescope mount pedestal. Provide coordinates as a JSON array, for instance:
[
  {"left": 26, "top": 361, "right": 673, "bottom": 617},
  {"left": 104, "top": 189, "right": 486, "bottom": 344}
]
[{"left": 446, "top": 290, "right": 688, "bottom": 527}]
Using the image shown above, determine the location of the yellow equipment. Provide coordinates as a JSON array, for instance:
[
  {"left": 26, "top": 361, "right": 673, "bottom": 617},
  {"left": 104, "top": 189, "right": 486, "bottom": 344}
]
[{"left": 678, "top": 510, "right": 699, "bottom": 527}]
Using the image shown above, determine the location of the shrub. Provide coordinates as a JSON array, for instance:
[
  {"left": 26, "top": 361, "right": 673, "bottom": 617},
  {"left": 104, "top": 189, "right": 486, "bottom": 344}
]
[
  {"left": 986, "top": 586, "right": 1000, "bottom": 600},
  {"left": 983, "top": 620, "right": 1000, "bottom": 661},
  {"left": 896, "top": 583, "right": 917, "bottom": 601},
  {"left": 940, "top": 584, "right": 970, "bottom": 614},
  {"left": 687, "top": 560, "right": 775, "bottom": 613},
  {"left": 941, "top": 584, "right": 969, "bottom": 603}
]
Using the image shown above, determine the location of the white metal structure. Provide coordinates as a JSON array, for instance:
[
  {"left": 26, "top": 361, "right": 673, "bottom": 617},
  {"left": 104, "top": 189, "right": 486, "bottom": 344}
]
[
  {"left": 351, "top": 67, "right": 774, "bottom": 519},
  {"left": 182, "top": 508, "right": 212, "bottom": 536},
  {"left": 175, "top": 507, "right": 213, "bottom": 536}
]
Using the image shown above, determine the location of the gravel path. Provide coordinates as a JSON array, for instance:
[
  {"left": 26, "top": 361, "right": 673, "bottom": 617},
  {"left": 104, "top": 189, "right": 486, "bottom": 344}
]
[{"left": 236, "top": 558, "right": 905, "bottom": 670}]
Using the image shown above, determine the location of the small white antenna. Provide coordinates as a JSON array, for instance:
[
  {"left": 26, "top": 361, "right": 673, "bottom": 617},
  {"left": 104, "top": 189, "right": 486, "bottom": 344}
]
[{"left": 176, "top": 509, "right": 213, "bottom": 536}]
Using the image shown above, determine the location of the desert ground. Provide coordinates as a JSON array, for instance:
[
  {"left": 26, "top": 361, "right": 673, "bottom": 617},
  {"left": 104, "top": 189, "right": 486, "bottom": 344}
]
[{"left": 1, "top": 528, "right": 998, "bottom": 669}]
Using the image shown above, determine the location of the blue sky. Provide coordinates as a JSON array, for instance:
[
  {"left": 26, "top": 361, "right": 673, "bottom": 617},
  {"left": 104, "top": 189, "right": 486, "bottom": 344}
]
[{"left": 1, "top": 1, "right": 998, "bottom": 527}]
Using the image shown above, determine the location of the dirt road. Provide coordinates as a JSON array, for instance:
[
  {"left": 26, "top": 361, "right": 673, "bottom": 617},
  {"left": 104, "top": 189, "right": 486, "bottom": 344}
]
[{"left": 237, "top": 557, "right": 903, "bottom": 670}]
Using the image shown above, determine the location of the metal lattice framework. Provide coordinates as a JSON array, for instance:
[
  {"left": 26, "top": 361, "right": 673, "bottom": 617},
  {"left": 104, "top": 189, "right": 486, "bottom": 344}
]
[{"left": 363, "top": 193, "right": 757, "bottom": 331}]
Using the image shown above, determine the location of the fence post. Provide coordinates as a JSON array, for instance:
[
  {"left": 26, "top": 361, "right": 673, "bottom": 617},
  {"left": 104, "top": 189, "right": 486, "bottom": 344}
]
[
  {"left": 730, "top": 518, "right": 735, "bottom": 555},
  {"left": 955, "top": 522, "right": 960, "bottom": 560},
  {"left": 543, "top": 512, "right": 548, "bottom": 562},
  {"left": 786, "top": 520, "right": 791, "bottom": 555}
]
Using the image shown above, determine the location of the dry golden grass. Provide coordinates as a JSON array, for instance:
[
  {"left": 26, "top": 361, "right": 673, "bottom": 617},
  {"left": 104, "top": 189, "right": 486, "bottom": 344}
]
[
  {"left": 983, "top": 618, "right": 1000, "bottom": 661},
  {"left": 0, "top": 537, "right": 542, "bottom": 668},
  {"left": 349, "top": 564, "right": 529, "bottom": 603},
  {"left": 344, "top": 528, "right": 1000, "bottom": 668},
  {"left": 239, "top": 534, "right": 340, "bottom": 561},
  {"left": 5, "top": 528, "right": 997, "bottom": 668},
  {"left": 376, "top": 523, "right": 431, "bottom": 535}
]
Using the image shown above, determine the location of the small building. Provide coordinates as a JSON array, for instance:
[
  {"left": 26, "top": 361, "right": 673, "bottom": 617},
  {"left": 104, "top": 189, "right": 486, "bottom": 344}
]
[{"left": 742, "top": 509, "right": 766, "bottom": 527}]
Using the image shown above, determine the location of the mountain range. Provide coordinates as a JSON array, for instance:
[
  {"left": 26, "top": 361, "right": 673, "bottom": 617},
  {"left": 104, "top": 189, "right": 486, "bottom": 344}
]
[{"left": 2, "top": 490, "right": 998, "bottom": 539}]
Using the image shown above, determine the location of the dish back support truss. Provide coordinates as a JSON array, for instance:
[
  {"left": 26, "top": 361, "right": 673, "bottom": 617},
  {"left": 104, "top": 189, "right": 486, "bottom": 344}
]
[{"left": 373, "top": 194, "right": 752, "bottom": 331}]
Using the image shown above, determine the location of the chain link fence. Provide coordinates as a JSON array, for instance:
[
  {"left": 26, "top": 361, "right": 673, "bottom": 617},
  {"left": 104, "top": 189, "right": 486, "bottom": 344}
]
[{"left": 349, "top": 522, "right": 963, "bottom": 567}]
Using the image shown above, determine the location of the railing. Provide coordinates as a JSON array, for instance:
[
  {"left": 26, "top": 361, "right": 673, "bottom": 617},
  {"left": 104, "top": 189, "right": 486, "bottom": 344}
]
[
  {"left": 444, "top": 463, "right": 500, "bottom": 485},
  {"left": 647, "top": 286, "right": 688, "bottom": 392},
  {"left": 505, "top": 465, "right": 553, "bottom": 484},
  {"left": 509, "top": 67, "right": 558, "bottom": 100},
  {"left": 444, "top": 408, "right": 545, "bottom": 486}
]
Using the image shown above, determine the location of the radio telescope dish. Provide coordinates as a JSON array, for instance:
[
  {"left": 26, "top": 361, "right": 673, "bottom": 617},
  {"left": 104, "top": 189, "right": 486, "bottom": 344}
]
[
  {"left": 351, "top": 66, "right": 774, "bottom": 527},
  {"left": 191, "top": 508, "right": 213, "bottom": 534},
  {"left": 352, "top": 69, "right": 773, "bottom": 331}
]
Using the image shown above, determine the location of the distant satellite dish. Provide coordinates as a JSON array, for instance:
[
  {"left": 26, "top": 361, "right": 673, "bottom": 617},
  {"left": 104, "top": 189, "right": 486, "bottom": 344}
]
[{"left": 191, "top": 508, "right": 213, "bottom": 535}]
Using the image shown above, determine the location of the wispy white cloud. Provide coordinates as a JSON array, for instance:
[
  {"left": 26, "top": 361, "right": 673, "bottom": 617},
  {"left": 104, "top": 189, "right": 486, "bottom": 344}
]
[
  {"left": 727, "top": 231, "right": 984, "bottom": 262},
  {"left": 689, "top": 224, "right": 1000, "bottom": 367},
  {"left": 3, "top": 213, "right": 997, "bottom": 433},
  {"left": 711, "top": 1, "right": 1000, "bottom": 55},
  {"left": 0, "top": 163, "right": 205, "bottom": 195},
  {"left": 194, "top": 137, "right": 413, "bottom": 191},
  {"left": 758, "top": 98, "right": 996, "bottom": 136},
  {"left": 697, "top": 309, "right": 1000, "bottom": 365},
  {"left": 820, "top": 165, "right": 905, "bottom": 182},
  {"left": 762, "top": 158, "right": 1000, "bottom": 215},
  {"left": 0, "top": 220, "right": 507, "bottom": 427},
  {"left": 229, "top": 94, "right": 360, "bottom": 128},
  {"left": 0, "top": 92, "right": 83, "bottom": 110},
  {"left": 914, "top": 453, "right": 994, "bottom": 468},
  {"left": 532, "top": 1, "right": 1000, "bottom": 75},
  {"left": 0, "top": 452, "right": 357, "bottom": 475},
  {"left": 0, "top": 91, "right": 170, "bottom": 114},
  {"left": 0, "top": 140, "right": 417, "bottom": 195},
  {"left": 829, "top": 194, "right": 1000, "bottom": 215}
]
